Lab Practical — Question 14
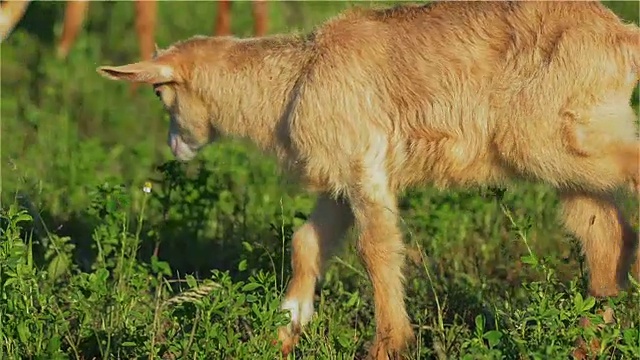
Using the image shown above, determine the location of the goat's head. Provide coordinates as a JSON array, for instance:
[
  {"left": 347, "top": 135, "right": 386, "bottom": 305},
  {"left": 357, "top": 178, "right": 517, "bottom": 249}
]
[{"left": 97, "top": 42, "right": 220, "bottom": 162}]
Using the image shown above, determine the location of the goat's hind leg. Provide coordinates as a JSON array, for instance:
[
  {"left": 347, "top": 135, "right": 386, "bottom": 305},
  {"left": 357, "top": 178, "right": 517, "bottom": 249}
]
[
  {"left": 558, "top": 139, "right": 640, "bottom": 296},
  {"left": 617, "top": 141, "right": 640, "bottom": 194},
  {"left": 619, "top": 141, "right": 640, "bottom": 280},
  {"left": 556, "top": 99, "right": 640, "bottom": 293},
  {"left": 560, "top": 190, "right": 638, "bottom": 297}
]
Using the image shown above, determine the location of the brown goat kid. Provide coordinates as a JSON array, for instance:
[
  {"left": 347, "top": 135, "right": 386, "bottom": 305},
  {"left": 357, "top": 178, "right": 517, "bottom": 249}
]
[{"left": 97, "top": 2, "right": 640, "bottom": 359}]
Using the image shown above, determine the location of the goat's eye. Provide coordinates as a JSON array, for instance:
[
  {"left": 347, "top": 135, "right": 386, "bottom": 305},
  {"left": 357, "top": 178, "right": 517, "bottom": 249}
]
[{"left": 154, "top": 88, "right": 162, "bottom": 98}]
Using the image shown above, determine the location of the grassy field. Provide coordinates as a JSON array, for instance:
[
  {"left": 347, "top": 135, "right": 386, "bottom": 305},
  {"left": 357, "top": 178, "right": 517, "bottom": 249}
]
[{"left": 1, "top": 1, "right": 639, "bottom": 359}]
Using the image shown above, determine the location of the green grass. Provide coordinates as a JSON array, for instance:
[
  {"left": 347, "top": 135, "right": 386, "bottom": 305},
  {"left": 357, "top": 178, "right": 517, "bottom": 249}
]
[{"left": 1, "top": 1, "right": 639, "bottom": 359}]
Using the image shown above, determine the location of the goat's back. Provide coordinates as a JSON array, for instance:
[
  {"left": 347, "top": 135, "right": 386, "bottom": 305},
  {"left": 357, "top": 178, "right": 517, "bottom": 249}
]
[{"left": 290, "top": 1, "right": 639, "bottom": 191}]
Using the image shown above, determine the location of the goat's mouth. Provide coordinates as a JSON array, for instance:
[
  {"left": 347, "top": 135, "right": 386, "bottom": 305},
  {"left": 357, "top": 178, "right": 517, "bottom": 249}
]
[{"left": 169, "top": 132, "right": 198, "bottom": 162}]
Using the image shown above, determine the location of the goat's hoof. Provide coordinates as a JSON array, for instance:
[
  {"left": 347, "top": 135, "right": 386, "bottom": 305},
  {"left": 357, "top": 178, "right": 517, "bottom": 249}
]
[{"left": 276, "top": 324, "right": 300, "bottom": 357}]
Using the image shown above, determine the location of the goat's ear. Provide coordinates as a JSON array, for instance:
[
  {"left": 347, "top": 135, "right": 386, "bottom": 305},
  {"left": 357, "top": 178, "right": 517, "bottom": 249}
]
[{"left": 96, "top": 61, "right": 175, "bottom": 84}]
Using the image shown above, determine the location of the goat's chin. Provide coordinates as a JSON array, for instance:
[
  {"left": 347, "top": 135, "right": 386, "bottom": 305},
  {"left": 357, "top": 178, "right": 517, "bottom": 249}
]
[
  {"left": 174, "top": 150, "right": 197, "bottom": 162},
  {"left": 169, "top": 132, "right": 200, "bottom": 162},
  {"left": 172, "top": 143, "right": 198, "bottom": 162}
]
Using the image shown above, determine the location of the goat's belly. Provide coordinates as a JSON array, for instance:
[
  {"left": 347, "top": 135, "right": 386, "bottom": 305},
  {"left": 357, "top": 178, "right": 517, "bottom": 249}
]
[{"left": 396, "top": 137, "right": 512, "bottom": 190}]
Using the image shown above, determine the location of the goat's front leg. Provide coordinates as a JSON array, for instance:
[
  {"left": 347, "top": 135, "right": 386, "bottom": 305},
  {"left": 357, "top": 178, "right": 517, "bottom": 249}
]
[
  {"left": 351, "top": 187, "right": 414, "bottom": 360},
  {"left": 278, "top": 193, "right": 354, "bottom": 355}
]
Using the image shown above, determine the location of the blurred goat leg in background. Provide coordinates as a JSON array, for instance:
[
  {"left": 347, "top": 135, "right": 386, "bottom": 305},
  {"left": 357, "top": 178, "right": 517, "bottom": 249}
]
[
  {"left": 134, "top": 0, "right": 156, "bottom": 62},
  {"left": 282, "top": 0, "right": 305, "bottom": 31},
  {"left": 129, "top": 0, "right": 157, "bottom": 95},
  {"left": 0, "top": 0, "right": 30, "bottom": 43},
  {"left": 214, "top": 0, "right": 232, "bottom": 36},
  {"left": 252, "top": 0, "right": 267, "bottom": 36},
  {"left": 56, "top": 0, "right": 88, "bottom": 59},
  {"left": 214, "top": 0, "right": 268, "bottom": 37}
]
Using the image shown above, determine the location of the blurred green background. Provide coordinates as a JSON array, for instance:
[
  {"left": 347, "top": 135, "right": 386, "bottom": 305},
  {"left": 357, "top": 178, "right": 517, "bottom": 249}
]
[{"left": 0, "top": 1, "right": 639, "bottom": 359}]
